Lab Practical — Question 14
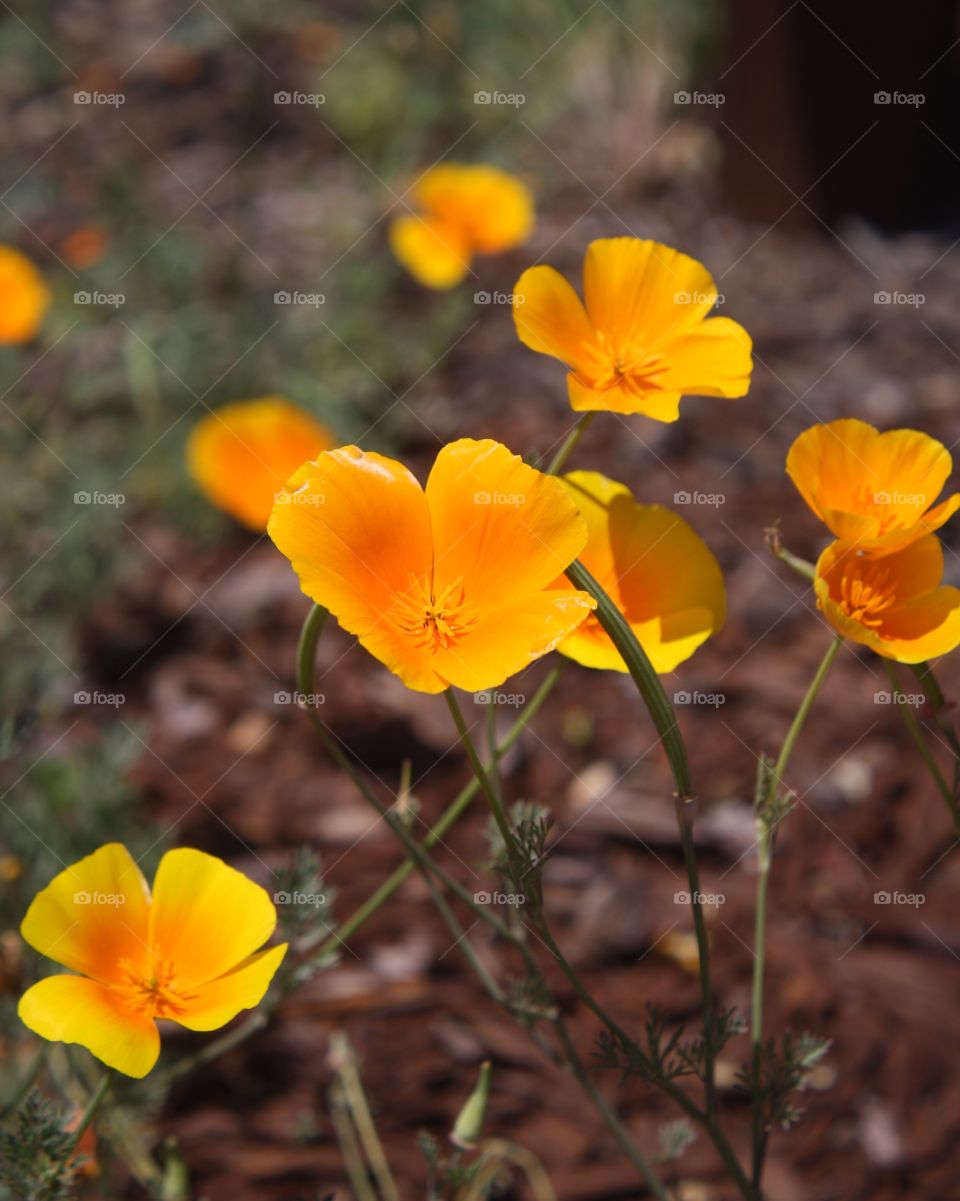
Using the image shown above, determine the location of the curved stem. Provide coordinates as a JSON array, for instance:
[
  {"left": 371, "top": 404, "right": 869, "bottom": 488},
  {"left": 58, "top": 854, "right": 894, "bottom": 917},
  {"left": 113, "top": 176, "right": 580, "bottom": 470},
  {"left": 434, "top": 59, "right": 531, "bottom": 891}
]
[
  {"left": 750, "top": 633, "right": 842, "bottom": 1186},
  {"left": 69, "top": 1072, "right": 111, "bottom": 1151},
  {"left": 546, "top": 412, "right": 596, "bottom": 475},
  {"left": 885, "top": 662, "right": 958, "bottom": 829}
]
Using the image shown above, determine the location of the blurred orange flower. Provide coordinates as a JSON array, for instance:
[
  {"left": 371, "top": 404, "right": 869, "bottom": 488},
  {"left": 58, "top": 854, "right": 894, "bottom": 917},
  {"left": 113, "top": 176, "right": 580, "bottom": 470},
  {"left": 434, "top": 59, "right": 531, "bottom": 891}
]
[
  {"left": 268, "top": 438, "right": 595, "bottom": 693},
  {"left": 787, "top": 418, "right": 960, "bottom": 556},
  {"left": 815, "top": 535, "right": 960, "bottom": 663},
  {"left": 553, "top": 471, "right": 725, "bottom": 673},
  {"left": 0, "top": 245, "right": 51, "bottom": 344},
  {"left": 18, "top": 843, "right": 287, "bottom": 1078},
  {"left": 512, "top": 237, "right": 752, "bottom": 422},
  {"left": 187, "top": 397, "right": 334, "bottom": 531},
  {"left": 389, "top": 164, "right": 533, "bottom": 289},
  {"left": 61, "top": 226, "right": 108, "bottom": 269}
]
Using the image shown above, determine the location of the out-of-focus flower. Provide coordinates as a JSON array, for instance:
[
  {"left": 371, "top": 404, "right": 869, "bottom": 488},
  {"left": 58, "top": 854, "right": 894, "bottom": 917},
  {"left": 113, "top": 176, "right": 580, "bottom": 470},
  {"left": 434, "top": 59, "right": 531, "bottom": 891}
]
[
  {"left": 0, "top": 246, "right": 51, "bottom": 344},
  {"left": 552, "top": 471, "right": 725, "bottom": 672},
  {"left": 61, "top": 227, "right": 108, "bottom": 269},
  {"left": 268, "top": 438, "right": 594, "bottom": 693},
  {"left": 815, "top": 535, "right": 960, "bottom": 662},
  {"left": 787, "top": 418, "right": 960, "bottom": 556},
  {"left": 18, "top": 844, "right": 287, "bottom": 1078},
  {"left": 512, "top": 237, "right": 752, "bottom": 421},
  {"left": 389, "top": 164, "right": 533, "bottom": 289},
  {"left": 187, "top": 397, "right": 334, "bottom": 531}
]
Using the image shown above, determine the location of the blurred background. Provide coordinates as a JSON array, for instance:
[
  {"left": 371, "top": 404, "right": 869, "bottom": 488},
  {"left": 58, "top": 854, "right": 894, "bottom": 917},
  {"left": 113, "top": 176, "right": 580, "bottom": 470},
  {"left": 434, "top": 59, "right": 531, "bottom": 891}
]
[{"left": 2, "top": 1, "right": 960, "bottom": 1198}]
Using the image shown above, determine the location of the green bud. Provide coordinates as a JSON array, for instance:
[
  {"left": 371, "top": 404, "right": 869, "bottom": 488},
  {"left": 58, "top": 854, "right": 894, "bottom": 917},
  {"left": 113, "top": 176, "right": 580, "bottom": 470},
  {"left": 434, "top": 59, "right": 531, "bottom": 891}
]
[{"left": 450, "top": 1060, "right": 492, "bottom": 1150}]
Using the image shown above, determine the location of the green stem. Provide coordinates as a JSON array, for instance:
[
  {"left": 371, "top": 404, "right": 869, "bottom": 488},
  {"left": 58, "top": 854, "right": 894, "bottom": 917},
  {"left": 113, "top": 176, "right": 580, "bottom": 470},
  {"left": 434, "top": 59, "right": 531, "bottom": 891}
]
[
  {"left": 1, "top": 1045, "right": 46, "bottom": 1117},
  {"left": 751, "top": 632, "right": 842, "bottom": 1186},
  {"left": 69, "top": 1073, "right": 111, "bottom": 1151},
  {"left": 444, "top": 688, "right": 523, "bottom": 881},
  {"left": 293, "top": 607, "right": 561, "bottom": 953},
  {"left": 546, "top": 412, "right": 596, "bottom": 475},
  {"left": 885, "top": 662, "right": 959, "bottom": 829},
  {"left": 330, "top": 1032, "right": 399, "bottom": 1201},
  {"left": 771, "top": 544, "right": 815, "bottom": 582}
]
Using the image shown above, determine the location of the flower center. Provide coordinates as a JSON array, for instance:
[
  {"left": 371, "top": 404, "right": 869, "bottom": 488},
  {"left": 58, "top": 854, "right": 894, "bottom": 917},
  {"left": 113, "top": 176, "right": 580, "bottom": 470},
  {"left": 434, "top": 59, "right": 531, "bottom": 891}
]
[
  {"left": 390, "top": 575, "right": 479, "bottom": 650},
  {"left": 116, "top": 956, "right": 194, "bottom": 1019},
  {"left": 837, "top": 564, "right": 897, "bottom": 629},
  {"left": 582, "top": 332, "right": 667, "bottom": 395}
]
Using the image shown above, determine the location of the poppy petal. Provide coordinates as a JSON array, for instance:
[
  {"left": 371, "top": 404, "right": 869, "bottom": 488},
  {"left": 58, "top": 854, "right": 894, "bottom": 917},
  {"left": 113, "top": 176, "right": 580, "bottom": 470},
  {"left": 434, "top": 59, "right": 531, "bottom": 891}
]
[
  {"left": 414, "top": 164, "right": 533, "bottom": 253},
  {"left": 172, "top": 943, "right": 287, "bottom": 1032},
  {"left": 187, "top": 397, "right": 333, "bottom": 531},
  {"left": 18, "top": 975, "right": 159, "bottom": 1078},
  {"left": 268, "top": 446, "right": 446, "bottom": 693},
  {"left": 582, "top": 238, "right": 719, "bottom": 349},
  {"left": 566, "top": 372, "right": 683, "bottom": 421},
  {"left": 388, "top": 214, "right": 472, "bottom": 289},
  {"left": 656, "top": 317, "right": 753, "bottom": 399},
  {"left": 425, "top": 439, "right": 589, "bottom": 611},
  {"left": 150, "top": 849, "right": 277, "bottom": 987},
  {"left": 430, "top": 590, "right": 595, "bottom": 692},
  {"left": 513, "top": 266, "right": 599, "bottom": 375},
  {"left": 20, "top": 844, "right": 151, "bottom": 985}
]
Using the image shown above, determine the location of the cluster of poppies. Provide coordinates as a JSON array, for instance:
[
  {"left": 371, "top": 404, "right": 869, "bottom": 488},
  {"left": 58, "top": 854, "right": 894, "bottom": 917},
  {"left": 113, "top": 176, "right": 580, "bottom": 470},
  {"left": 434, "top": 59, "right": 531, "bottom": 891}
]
[{"left": 14, "top": 161, "right": 960, "bottom": 1080}]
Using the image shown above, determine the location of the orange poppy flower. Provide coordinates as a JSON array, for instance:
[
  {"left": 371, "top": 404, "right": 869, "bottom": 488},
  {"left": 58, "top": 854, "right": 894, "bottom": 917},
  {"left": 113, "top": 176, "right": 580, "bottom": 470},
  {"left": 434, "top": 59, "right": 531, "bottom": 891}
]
[
  {"left": 18, "top": 844, "right": 287, "bottom": 1078},
  {"left": 389, "top": 164, "right": 533, "bottom": 289},
  {"left": 268, "top": 438, "right": 595, "bottom": 693},
  {"left": 815, "top": 535, "right": 960, "bottom": 663},
  {"left": 787, "top": 418, "right": 960, "bottom": 556},
  {"left": 552, "top": 471, "right": 725, "bottom": 672},
  {"left": 512, "top": 237, "right": 752, "bottom": 421},
  {"left": 0, "top": 245, "right": 51, "bottom": 344},
  {"left": 187, "top": 397, "right": 334, "bottom": 531}
]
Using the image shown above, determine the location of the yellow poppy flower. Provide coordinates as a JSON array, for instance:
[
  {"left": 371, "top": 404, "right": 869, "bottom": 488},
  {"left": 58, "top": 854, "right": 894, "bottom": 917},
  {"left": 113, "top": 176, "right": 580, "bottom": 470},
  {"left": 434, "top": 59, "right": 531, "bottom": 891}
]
[
  {"left": 389, "top": 164, "right": 533, "bottom": 289},
  {"left": 512, "top": 237, "right": 752, "bottom": 422},
  {"left": 814, "top": 535, "right": 960, "bottom": 663},
  {"left": 268, "top": 438, "right": 595, "bottom": 693},
  {"left": 18, "top": 843, "right": 287, "bottom": 1078},
  {"left": 187, "top": 397, "right": 334, "bottom": 531},
  {"left": 0, "top": 245, "right": 51, "bottom": 344},
  {"left": 553, "top": 471, "right": 725, "bottom": 672},
  {"left": 787, "top": 418, "right": 960, "bottom": 557}
]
